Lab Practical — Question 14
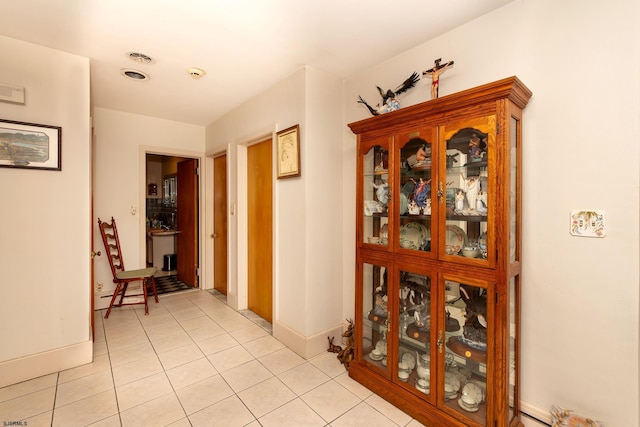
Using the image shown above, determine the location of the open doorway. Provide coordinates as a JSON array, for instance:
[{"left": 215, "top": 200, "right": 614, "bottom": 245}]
[{"left": 146, "top": 154, "right": 200, "bottom": 290}]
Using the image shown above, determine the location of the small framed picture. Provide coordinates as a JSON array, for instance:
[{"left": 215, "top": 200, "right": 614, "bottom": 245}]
[
  {"left": 276, "top": 124, "right": 300, "bottom": 179},
  {"left": 0, "top": 119, "right": 62, "bottom": 171}
]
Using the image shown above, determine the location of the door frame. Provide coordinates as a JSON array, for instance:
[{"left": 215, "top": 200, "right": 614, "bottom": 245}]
[
  {"left": 139, "top": 145, "right": 206, "bottom": 289},
  {"left": 212, "top": 152, "right": 228, "bottom": 295},
  {"left": 206, "top": 131, "right": 275, "bottom": 321}
]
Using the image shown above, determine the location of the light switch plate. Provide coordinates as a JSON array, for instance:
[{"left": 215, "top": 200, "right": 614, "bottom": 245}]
[{"left": 570, "top": 210, "right": 605, "bottom": 237}]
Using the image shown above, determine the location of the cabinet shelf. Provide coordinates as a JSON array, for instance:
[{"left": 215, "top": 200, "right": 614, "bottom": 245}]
[
  {"left": 400, "top": 214, "right": 431, "bottom": 220},
  {"left": 446, "top": 214, "right": 487, "bottom": 222}
]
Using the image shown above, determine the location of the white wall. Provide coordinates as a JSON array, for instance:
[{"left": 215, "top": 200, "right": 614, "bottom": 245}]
[
  {"left": 0, "top": 35, "right": 92, "bottom": 386},
  {"left": 92, "top": 107, "right": 205, "bottom": 303},
  {"left": 342, "top": 0, "right": 639, "bottom": 425},
  {"left": 205, "top": 67, "right": 345, "bottom": 356},
  {"left": 303, "top": 67, "right": 344, "bottom": 336}
]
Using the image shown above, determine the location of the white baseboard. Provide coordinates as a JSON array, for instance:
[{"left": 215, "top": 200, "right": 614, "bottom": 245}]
[
  {"left": 521, "top": 401, "right": 551, "bottom": 426},
  {"left": 0, "top": 340, "right": 93, "bottom": 388},
  {"left": 273, "top": 320, "right": 344, "bottom": 360},
  {"left": 94, "top": 291, "right": 115, "bottom": 310}
]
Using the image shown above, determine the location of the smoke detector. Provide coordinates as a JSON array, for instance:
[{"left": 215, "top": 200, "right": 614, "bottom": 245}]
[
  {"left": 187, "top": 67, "right": 206, "bottom": 79},
  {"left": 127, "top": 52, "right": 155, "bottom": 64}
]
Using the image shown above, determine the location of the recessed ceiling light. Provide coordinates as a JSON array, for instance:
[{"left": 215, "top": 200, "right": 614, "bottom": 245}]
[
  {"left": 120, "top": 68, "right": 150, "bottom": 81},
  {"left": 187, "top": 67, "right": 206, "bottom": 79},
  {"left": 127, "top": 52, "right": 154, "bottom": 64}
]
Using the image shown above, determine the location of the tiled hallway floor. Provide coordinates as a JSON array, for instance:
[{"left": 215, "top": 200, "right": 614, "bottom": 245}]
[{"left": 0, "top": 289, "right": 425, "bottom": 427}]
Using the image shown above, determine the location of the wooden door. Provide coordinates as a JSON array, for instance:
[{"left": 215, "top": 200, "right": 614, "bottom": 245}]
[
  {"left": 247, "top": 139, "right": 272, "bottom": 322},
  {"left": 213, "top": 154, "right": 228, "bottom": 294},
  {"left": 177, "top": 158, "right": 199, "bottom": 287},
  {"left": 90, "top": 128, "right": 95, "bottom": 339}
]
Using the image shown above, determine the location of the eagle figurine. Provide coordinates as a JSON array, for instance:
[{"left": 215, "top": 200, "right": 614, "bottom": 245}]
[{"left": 357, "top": 72, "right": 420, "bottom": 116}]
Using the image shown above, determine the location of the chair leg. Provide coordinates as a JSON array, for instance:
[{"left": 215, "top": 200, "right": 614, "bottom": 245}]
[
  {"left": 142, "top": 277, "right": 149, "bottom": 315},
  {"left": 105, "top": 283, "right": 123, "bottom": 319},
  {"left": 118, "top": 283, "right": 129, "bottom": 306},
  {"left": 149, "top": 276, "right": 159, "bottom": 303}
]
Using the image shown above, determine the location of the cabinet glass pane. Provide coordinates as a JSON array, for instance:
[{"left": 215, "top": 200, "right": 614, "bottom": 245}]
[
  {"left": 444, "top": 123, "right": 491, "bottom": 260},
  {"left": 363, "top": 145, "right": 389, "bottom": 246},
  {"left": 509, "top": 277, "right": 518, "bottom": 421},
  {"left": 362, "top": 262, "right": 389, "bottom": 373},
  {"left": 398, "top": 135, "right": 433, "bottom": 253},
  {"left": 443, "top": 280, "right": 488, "bottom": 424},
  {"left": 509, "top": 117, "right": 518, "bottom": 263},
  {"left": 398, "top": 270, "right": 431, "bottom": 396}
]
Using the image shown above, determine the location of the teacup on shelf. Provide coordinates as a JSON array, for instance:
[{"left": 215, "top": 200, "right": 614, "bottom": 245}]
[
  {"left": 398, "top": 362, "right": 410, "bottom": 374},
  {"left": 398, "top": 370, "right": 410, "bottom": 382},
  {"left": 461, "top": 246, "right": 480, "bottom": 258},
  {"left": 415, "top": 378, "right": 429, "bottom": 394}
]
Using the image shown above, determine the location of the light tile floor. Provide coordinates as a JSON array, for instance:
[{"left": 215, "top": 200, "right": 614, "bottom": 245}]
[{"left": 0, "top": 289, "right": 426, "bottom": 427}]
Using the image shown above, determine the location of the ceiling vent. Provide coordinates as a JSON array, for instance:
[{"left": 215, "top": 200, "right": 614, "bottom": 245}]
[
  {"left": 127, "top": 52, "right": 154, "bottom": 64},
  {"left": 120, "top": 69, "right": 150, "bottom": 81}
]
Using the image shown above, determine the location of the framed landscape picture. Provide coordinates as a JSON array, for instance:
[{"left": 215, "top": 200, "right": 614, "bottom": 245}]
[{"left": 0, "top": 119, "right": 61, "bottom": 171}]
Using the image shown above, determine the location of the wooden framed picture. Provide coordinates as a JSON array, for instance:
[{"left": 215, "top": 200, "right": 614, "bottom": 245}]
[
  {"left": 0, "top": 119, "right": 62, "bottom": 171},
  {"left": 276, "top": 124, "right": 300, "bottom": 179}
]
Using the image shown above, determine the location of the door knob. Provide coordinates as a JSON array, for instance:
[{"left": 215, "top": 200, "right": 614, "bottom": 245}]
[
  {"left": 91, "top": 250, "right": 101, "bottom": 259},
  {"left": 211, "top": 233, "right": 218, "bottom": 238}
]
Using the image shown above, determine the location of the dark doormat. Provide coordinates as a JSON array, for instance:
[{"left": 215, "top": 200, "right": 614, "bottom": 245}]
[{"left": 153, "top": 275, "right": 193, "bottom": 295}]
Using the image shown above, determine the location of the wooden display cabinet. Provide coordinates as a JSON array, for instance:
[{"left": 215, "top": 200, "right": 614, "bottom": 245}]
[{"left": 349, "top": 77, "right": 531, "bottom": 427}]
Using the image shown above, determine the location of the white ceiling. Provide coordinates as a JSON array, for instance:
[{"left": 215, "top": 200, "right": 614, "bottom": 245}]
[{"left": 0, "top": 0, "right": 515, "bottom": 126}]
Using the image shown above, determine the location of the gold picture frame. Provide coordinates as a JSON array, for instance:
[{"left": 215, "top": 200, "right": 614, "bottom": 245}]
[{"left": 276, "top": 124, "right": 300, "bottom": 179}]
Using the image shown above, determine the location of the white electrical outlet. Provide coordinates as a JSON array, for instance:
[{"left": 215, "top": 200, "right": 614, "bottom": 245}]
[
  {"left": 570, "top": 210, "right": 605, "bottom": 237},
  {"left": 130, "top": 205, "right": 137, "bottom": 215},
  {"left": 97, "top": 282, "right": 103, "bottom": 292}
]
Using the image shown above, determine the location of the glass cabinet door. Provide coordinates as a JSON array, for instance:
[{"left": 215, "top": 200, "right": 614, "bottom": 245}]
[
  {"left": 397, "top": 269, "right": 433, "bottom": 401},
  {"left": 439, "top": 116, "right": 496, "bottom": 265},
  {"left": 362, "top": 141, "right": 391, "bottom": 248},
  {"left": 396, "top": 129, "right": 436, "bottom": 255},
  {"left": 360, "top": 261, "right": 390, "bottom": 376},
  {"left": 440, "top": 277, "right": 490, "bottom": 425}
]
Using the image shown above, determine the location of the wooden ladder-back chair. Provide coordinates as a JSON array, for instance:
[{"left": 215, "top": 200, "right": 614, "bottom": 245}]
[{"left": 98, "top": 217, "right": 158, "bottom": 318}]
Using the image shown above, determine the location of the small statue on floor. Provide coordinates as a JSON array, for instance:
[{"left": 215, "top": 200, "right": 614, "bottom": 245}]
[
  {"left": 337, "top": 319, "right": 355, "bottom": 370},
  {"left": 327, "top": 336, "right": 342, "bottom": 353}
]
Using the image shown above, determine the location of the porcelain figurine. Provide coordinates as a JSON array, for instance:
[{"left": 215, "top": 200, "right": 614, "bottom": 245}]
[
  {"left": 357, "top": 72, "right": 420, "bottom": 116},
  {"left": 412, "top": 177, "right": 431, "bottom": 208},
  {"left": 476, "top": 191, "right": 488, "bottom": 214},
  {"left": 423, "top": 199, "right": 432, "bottom": 215},
  {"left": 408, "top": 200, "right": 421, "bottom": 215},
  {"left": 468, "top": 134, "right": 484, "bottom": 162},
  {"left": 455, "top": 189, "right": 465, "bottom": 212},
  {"left": 372, "top": 179, "right": 389, "bottom": 205},
  {"left": 415, "top": 144, "right": 428, "bottom": 162},
  {"left": 461, "top": 174, "right": 479, "bottom": 211}
]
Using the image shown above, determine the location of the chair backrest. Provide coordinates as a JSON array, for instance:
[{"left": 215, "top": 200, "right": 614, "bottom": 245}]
[{"left": 98, "top": 217, "right": 126, "bottom": 281}]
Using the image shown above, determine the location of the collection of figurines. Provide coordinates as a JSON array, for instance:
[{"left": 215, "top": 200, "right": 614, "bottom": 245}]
[
  {"left": 369, "top": 130, "right": 489, "bottom": 219},
  {"left": 366, "top": 271, "right": 487, "bottom": 412},
  {"left": 453, "top": 176, "right": 488, "bottom": 215},
  {"left": 406, "top": 177, "right": 432, "bottom": 216},
  {"left": 450, "top": 132, "right": 488, "bottom": 215}
]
